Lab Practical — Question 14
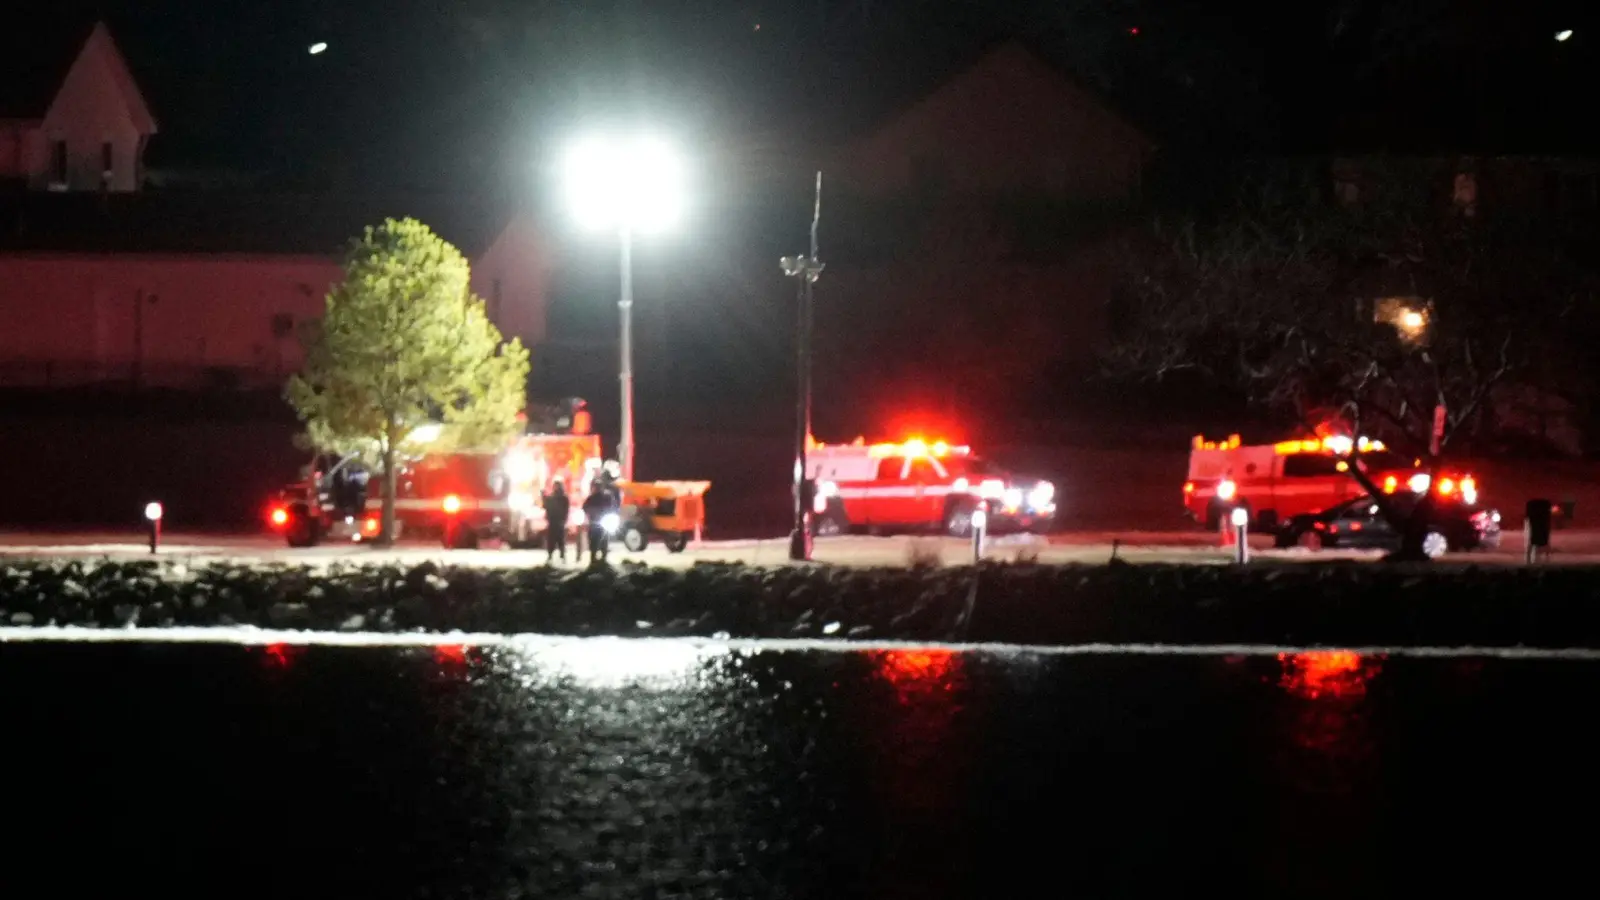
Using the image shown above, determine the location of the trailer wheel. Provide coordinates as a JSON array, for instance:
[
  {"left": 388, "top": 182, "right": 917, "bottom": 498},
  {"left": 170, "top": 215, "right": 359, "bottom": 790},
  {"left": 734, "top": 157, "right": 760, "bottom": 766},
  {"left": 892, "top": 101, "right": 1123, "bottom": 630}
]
[
  {"left": 664, "top": 532, "right": 690, "bottom": 553},
  {"left": 621, "top": 524, "right": 649, "bottom": 553}
]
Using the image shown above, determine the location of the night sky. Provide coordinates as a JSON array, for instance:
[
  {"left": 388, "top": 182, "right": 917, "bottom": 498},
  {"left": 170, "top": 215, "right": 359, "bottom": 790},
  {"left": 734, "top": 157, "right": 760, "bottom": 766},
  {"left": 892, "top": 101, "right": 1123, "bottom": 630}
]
[{"left": 11, "top": 0, "right": 1600, "bottom": 194}]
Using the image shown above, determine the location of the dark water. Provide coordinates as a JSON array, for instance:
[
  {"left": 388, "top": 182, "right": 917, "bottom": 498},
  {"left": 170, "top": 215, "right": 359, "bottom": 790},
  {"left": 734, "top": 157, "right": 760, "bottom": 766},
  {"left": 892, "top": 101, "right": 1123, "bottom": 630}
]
[{"left": 2, "top": 639, "right": 1595, "bottom": 898}]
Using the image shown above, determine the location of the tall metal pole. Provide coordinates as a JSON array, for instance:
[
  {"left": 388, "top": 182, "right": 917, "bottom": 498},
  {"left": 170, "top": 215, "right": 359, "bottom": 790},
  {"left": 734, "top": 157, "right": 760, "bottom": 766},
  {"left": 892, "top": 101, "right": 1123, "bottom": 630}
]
[
  {"left": 618, "top": 227, "right": 635, "bottom": 482},
  {"left": 788, "top": 172, "right": 823, "bottom": 562}
]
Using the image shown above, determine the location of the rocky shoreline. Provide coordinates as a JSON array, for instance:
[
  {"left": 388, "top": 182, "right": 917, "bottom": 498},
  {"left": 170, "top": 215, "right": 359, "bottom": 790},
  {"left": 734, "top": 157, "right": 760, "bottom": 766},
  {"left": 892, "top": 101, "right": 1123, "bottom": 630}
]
[{"left": 2, "top": 558, "right": 1598, "bottom": 647}]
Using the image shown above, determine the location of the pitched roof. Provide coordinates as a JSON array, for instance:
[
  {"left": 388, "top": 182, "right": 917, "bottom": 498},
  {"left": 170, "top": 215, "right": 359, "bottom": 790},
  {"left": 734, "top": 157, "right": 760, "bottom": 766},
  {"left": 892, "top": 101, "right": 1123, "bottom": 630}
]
[
  {"left": 0, "top": 15, "right": 95, "bottom": 119},
  {"left": 857, "top": 40, "right": 1153, "bottom": 154},
  {"left": 0, "top": 191, "right": 522, "bottom": 257}
]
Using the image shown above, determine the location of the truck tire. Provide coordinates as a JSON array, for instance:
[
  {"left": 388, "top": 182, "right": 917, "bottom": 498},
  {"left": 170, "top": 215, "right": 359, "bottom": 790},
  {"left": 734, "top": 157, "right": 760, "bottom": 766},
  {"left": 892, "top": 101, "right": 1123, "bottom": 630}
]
[
  {"left": 664, "top": 532, "right": 690, "bottom": 553},
  {"left": 943, "top": 500, "right": 978, "bottom": 538},
  {"left": 1206, "top": 500, "right": 1251, "bottom": 532},
  {"left": 812, "top": 498, "right": 848, "bottom": 536},
  {"left": 442, "top": 524, "right": 478, "bottom": 550},
  {"left": 285, "top": 507, "right": 319, "bottom": 548}
]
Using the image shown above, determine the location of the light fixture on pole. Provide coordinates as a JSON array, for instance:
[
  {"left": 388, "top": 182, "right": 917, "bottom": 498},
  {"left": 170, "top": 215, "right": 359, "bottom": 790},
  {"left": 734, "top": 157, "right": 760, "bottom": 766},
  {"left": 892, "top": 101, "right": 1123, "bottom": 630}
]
[
  {"left": 562, "top": 134, "right": 686, "bottom": 482},
  {"left": 782, "top": 172, "right": 825, "bottom": 562},
  {"left": 144, "top": 501, "right": 164, "bottom": 554}
]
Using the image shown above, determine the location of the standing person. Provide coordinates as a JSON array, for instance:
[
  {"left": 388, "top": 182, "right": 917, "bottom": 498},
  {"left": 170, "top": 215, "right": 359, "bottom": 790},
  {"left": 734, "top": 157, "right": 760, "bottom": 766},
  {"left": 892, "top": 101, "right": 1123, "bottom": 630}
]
[
  {"left": 582, "top": 483, "right": 615, "bottom": 564},
  {"left": 542, "top": 479, "right": 570, "bottom": 564}
]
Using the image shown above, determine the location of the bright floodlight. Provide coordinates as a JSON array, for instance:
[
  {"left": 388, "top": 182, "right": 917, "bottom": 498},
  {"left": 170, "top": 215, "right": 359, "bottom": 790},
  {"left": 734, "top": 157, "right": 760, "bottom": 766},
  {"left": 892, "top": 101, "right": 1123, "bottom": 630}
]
[
  {"left": 1230, "top": 507, "right": 1249, "bottom": 527},
  {"left": 562, "top": 135, "right": 685, "bottom": 233},
  {"left": 144, "top": 502, "right": 163, "bottom": 522},
  {"left": 308, "top": 42, "right": 328, "bottom": 55},
  {"left": 1401, "top": 309, "right": 1426, "bottom": 331},
  {"left": 1556, "top": 30, "right": 1574, "bottom": 42}
]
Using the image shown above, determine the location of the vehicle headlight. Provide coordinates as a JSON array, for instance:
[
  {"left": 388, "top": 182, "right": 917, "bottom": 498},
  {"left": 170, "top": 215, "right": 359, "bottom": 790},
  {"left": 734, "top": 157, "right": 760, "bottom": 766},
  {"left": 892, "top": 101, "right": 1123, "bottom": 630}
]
[
  {"left": 1003, "top": 488, "right": 1024, "bottom": 509},
  {"left": 1217, "top": 479, "right": 1237, "bottom": 501},
  {"left": 503, "top": 453, "right": 536, "bottom": 482},
  {"left": 1029, "top": 482, "right": 1054, "bottom": 508},
  {"left": 1408, "top": 473, "right": 1431, "bottom": 493},
  {"left": 600, "top": 512, "right": 621, "bottom": 534}
]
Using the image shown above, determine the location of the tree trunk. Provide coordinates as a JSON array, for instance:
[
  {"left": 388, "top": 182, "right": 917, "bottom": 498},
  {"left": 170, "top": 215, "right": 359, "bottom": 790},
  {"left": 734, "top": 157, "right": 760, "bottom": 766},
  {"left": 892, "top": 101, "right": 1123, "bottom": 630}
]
[
  {"left": 1389, "top": 464, "right": 1439, "bottom": 562},
  {"left": 1347, "top": 452, "right": 1434, "bottom": 562},
  {"left": 380, "top": 442, "right": 397, "bottom": 547}
]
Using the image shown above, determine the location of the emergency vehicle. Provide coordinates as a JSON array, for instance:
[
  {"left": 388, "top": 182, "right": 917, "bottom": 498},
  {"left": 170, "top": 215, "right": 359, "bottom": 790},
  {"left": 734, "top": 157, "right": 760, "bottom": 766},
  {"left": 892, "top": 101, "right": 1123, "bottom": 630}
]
[
  {"left": 1183, "top": 433, "right": 1479, "bottom": 529},
  {"left": 270, "top": 431, "right": 602, "bottom": 549},
  {"left": 806, "top": 438, "right": 1056, "bottom": 537}
]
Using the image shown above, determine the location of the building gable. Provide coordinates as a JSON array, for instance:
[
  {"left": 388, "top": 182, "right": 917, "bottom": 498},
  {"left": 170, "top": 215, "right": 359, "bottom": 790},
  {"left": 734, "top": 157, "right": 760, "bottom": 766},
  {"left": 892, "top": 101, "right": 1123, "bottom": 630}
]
[{"left": 837, "top": 42, "right": 1155, "bottom": 201}]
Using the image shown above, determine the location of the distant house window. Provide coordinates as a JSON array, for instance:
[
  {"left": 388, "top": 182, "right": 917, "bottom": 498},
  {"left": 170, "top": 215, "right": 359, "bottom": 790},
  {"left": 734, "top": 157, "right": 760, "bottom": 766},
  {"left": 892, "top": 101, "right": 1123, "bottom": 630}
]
[
  {"left": 1452, "top": 172, "right": 1478, "bottom": 217},
  {"left": 50, "top": 140, "right": 67, "bottom": 185}
]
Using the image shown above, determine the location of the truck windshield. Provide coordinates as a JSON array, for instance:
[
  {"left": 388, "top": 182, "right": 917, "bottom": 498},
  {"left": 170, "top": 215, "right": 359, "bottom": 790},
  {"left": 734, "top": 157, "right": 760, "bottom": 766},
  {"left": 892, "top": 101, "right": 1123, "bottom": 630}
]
[
  {"left": 1357, "top": 450, "right": 1414, "bottom": 471},
  {"left": 945, "top": 458, "right": 1003, "bottom": 477}
]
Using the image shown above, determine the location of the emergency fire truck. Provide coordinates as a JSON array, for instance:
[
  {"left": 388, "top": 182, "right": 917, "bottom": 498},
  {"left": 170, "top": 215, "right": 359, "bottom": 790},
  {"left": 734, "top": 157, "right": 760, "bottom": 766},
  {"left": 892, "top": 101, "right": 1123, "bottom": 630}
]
[
  {"left": 1183, "top": 433, "right": 1479, "bottom": 529},
  {"left": 270, "top": 431, "right": 602, "bottom": 549},
  {"left": 806, "top": 438, "right": 1056, "bottom": 537}
]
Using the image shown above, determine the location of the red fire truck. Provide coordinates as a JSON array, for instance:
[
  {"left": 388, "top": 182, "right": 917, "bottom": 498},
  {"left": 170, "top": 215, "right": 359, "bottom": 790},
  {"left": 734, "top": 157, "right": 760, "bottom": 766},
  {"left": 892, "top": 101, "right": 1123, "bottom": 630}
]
[
  {"left": 806, "top": 437, "right": 1056, "bottom": 537},
  {"left": 1183, "top": 433, "right": 1479, "bottom": 529},
  {"left": 269, "top": 432, "right": 602, "bottom": 549}
]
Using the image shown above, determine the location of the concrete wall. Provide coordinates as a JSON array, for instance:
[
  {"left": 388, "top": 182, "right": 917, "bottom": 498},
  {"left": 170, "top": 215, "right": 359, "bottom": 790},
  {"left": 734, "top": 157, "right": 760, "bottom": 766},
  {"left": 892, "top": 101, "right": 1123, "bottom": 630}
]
[
  {"left": 0, "top": 233, "right": 549, "bottom": 386},
  {"left": 0, "top": 255, "right": 343, "bottom": 384}
]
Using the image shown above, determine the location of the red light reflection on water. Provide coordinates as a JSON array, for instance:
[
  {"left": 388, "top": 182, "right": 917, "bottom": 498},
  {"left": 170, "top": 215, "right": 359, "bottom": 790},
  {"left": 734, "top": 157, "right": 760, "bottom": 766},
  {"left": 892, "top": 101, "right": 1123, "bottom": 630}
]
[
  {"left": 1277, "top": 650, "right": 1381, "bottom": 701},
  {"left": 875, "top": 648, "right": 960, "bottom": 697},
  {"left": 1264, "top": 649, "right": 1386, "bottom": 873},
  {"left": 259, "top": 643, "right": 302, "bottom": 669},
  {"left": 867, "top": 648, "right": 971, "bottom": 847}
]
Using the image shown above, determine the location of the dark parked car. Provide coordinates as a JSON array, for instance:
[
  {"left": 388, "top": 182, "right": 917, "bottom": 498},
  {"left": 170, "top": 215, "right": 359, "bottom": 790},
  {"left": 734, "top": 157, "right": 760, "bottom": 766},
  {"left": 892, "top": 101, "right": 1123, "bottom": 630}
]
[{"left": 1274, "top": 493, "right": 1502, "bottom": 558}]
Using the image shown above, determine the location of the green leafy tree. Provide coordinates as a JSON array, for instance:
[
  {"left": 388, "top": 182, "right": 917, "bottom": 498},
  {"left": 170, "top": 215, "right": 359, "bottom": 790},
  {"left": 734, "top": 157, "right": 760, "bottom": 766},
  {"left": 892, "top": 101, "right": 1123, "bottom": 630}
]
[{"left": 287, "top": 218, "right": 530, "bottom": 543}]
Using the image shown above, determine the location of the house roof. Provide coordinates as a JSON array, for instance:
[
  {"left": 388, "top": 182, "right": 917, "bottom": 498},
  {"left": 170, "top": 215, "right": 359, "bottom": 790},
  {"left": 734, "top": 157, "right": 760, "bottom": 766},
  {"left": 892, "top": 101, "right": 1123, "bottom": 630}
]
[
  {"left": 859, "top": 40, "right": 1153, "bottom": 154},
  {"left": 832, "top": 38, "right": 1154, "bottom": 152},
  {"left": 0, "top": 15, "right": 96, "bottom": 119},
  {"left": 0, "top": 191, "right": 523, "bottom": 257}
]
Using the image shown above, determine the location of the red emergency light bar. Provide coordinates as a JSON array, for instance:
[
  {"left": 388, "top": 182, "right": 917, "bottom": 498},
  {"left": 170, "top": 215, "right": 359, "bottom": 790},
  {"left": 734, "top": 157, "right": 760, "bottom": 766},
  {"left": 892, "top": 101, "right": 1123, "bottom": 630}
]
[
  {"left": 864, "top": 438, "right": 970, "bottom": 458},
  {"left": 1272, "top": 435, "right": 1385, "bottom": 455}
]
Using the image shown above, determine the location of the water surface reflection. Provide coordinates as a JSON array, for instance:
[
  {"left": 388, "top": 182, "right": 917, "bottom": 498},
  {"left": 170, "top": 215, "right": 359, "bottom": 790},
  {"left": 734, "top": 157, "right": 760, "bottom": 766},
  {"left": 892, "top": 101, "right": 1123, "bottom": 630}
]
[{"left": 2, "top": 641, "right": 1596, "bottom": 898}]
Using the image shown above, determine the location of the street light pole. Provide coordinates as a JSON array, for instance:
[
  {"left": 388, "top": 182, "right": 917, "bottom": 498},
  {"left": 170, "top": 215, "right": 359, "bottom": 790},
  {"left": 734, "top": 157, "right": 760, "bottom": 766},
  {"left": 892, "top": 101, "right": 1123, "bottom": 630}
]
[
  {"left": 618, "top": 227, "right": 635, "bottom": 482},
  {"left": 785, "top": 172, "right": 824, "bottom": 562},
  {"left": 561, "top": 133, "right": 684, "bottom": 485}
]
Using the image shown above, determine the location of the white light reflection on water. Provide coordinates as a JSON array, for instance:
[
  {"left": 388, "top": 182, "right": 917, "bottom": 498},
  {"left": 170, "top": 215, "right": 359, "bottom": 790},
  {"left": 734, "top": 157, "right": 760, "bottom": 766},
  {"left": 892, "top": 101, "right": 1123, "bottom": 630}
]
[
  {"left": 5, "top": 628, "right": 1600, "bottom": 661},
  {"left": 505, "top": 636, "right": 730, "bottom": 690}
]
